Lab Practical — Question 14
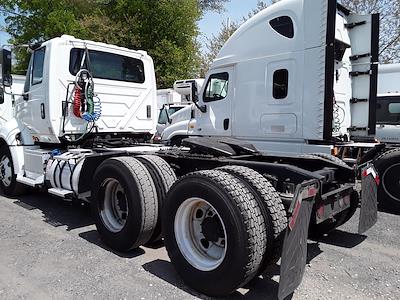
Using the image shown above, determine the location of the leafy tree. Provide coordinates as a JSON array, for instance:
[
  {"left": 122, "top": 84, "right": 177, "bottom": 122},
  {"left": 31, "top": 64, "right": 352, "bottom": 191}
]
[
  {"left": 0, "top": 0, "right": 213, "bottom": 87},
  {"left": 198, "top": 0, "right": 229, "bottom": 13}
]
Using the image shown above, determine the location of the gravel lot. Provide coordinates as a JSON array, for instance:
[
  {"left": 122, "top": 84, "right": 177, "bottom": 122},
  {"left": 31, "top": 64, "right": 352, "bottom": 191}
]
[{"left": 0, "top": 191, "right": 399, "bottom": 300}]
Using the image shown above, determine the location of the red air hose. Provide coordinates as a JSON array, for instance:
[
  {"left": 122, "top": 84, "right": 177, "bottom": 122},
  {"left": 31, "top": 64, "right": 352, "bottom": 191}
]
[{"left": 73, "top": 88, "right": 82, "bottom": 118}]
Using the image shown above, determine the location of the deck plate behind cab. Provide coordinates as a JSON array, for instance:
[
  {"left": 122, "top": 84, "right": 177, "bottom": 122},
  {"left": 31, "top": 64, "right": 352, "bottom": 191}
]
[{"left": 182, "top": 137, "right": 259, "bottom": 156}]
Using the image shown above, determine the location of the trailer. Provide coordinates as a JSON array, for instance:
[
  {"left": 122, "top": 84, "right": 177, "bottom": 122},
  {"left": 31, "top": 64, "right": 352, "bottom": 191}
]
[{"left": 0, "top": 1, "right": 378, "bottom": 299}]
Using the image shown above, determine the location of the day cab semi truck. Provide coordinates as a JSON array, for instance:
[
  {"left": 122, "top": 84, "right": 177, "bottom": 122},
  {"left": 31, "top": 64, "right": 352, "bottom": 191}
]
[{"left": 0, "top": 1, "right": 378, "bottom": 299}]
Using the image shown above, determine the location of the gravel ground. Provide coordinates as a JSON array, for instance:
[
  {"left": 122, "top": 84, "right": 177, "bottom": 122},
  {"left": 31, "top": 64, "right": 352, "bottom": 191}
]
[{"left": 0, "top": 191, "right": 399, "bottom": 300}]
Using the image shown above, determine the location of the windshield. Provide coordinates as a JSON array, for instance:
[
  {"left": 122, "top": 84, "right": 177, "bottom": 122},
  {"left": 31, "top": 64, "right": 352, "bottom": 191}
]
[{"left": 158, "top": 107, "right": 184, "bottom": 124}]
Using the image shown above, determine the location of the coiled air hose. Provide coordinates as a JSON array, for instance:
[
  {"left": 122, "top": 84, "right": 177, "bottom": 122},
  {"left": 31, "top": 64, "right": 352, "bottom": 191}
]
[{"left": 72, "top": 68, "right": 102, "bottom": 122}]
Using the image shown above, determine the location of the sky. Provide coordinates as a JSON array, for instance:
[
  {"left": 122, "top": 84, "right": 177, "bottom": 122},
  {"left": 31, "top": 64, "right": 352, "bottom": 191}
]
[
  {"left": 0, "top": 0, "right": 263, "bottom": 47},
  {"left": 198, "top": 0, "right": 262, "bottom": 46}
]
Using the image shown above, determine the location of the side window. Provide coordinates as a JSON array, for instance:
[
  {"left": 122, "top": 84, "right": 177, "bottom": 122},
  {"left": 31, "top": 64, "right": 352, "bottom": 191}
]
[
  {"left": 269, "top": 16, "right": 294, "bottom": 39},
  {"left": 203, "top": 72, "right": 229, "bottom": 103},
  {"left": 158, "top": 109, "right": 168, "bottom": 125},
  {"left": 389, "top": 103, "right": 400, "bottom": 114},
  {"left": 31, "top": 47, "right": 45, "bottom": 86},
  {"left": 273, "top": 69, "right": 289, "bottom": 99},
  {"left": 376, "top": 97, "right": 400, "bottom": 124}
]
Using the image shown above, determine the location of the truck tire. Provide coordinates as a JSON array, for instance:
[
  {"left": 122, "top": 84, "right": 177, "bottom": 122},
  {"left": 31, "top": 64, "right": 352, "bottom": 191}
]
[
  {"left": 217, "top": 165, "right": 287, "bottom": 270},
  {"left": 299, "top": 153, "right": 349, "bottom": 168},
  {"left": 0, "top": 145, "right": 26, "bottom": 197},
  {"left": 373, "top": 148, "right": 400, "bottom": 212},
  {"left": 91, "top": 157, "right": 158, "bottom": 251},
  {"left": 163, "top": 170, "right": 266, "bottom": 297},
  {"left": 137, "top": 155, "right": 177, "bottom": 244}
]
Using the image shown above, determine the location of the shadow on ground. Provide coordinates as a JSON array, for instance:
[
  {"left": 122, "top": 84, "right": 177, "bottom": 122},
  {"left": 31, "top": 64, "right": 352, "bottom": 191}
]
[
  {"left": 8, "top": 190, "right": 93, "bottom": 231},
  {"left": 378, "top": 206, "right": 400, "bottom": 216},
  {"left": 79, "top": 229, "right": 146, "bottom": 258},
  {"left": 312, "top": 229, "right": 367, "bottom": 248},
  {"left": 142, "top": 242, "right": 322, "bottom": 300},
  {"left": 142, "top": 227, "right": 369, "bottom": 300}
]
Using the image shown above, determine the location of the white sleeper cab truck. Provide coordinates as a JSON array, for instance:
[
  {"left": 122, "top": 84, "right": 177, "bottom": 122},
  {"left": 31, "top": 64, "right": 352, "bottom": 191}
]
[
  {"left": 0, "top": 3, "right": 378, "bottom": 299},
  {"left": 167, "top": 1, "right": 380, "bottom": 156}
]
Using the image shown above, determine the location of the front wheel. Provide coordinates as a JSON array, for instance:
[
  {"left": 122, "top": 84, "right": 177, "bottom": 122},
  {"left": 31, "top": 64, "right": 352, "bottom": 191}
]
[{"left": 0, "top": 145, "right": 26, "bottom": 197}]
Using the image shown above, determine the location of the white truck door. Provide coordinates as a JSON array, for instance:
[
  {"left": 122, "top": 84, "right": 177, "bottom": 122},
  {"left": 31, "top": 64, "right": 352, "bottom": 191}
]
[
  {"left": 195, "top": 67, "right": 233, "bottom": 136},
  {"left": 18, "top": 46, "right": 49, "bottom": 141},
  {"left": 0, "top": 49, "right": 12, "bottom": 125},
  {"left": 347, "top": 13, "right": 380, "bottom": 139}
]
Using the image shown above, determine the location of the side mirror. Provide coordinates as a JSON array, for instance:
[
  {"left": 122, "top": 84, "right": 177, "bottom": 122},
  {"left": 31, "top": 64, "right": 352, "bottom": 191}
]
[
  {"left": 1, "top": 49, "right": 12, "bottom": 87},
  {"left": 191, "top": 81, "right": 207, "bottom": 113},
  {"left": 191, "top": 81, "right": 199, "bottom": 103}
]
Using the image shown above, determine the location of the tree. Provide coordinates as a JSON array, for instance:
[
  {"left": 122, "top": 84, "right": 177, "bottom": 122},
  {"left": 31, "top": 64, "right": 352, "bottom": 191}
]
[
  {"left": 198, "top": 0, "right": 229, "bottom": 13},
  {"left": 339, "top": 0, "right": 400, "bottom": 63},
  {"left": 0, "top": 0, "right": 215, "bottom": 88},
  {"left": 200, "top": 1, "right": 271, "bottom": 76}
]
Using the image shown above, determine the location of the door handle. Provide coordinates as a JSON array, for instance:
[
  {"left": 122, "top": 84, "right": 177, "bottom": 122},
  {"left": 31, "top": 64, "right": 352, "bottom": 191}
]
[{"left": 223, "top": 118, "right": 229, "bottom": 130}]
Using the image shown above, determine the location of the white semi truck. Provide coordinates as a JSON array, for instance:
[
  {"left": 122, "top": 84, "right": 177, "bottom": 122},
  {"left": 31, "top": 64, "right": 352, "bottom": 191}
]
[
  {"left": 163, "top": 1, "right": 400, "bottom": 213},
  {"left": 0, "top": 2, "right": 378, "bottom": 299}
]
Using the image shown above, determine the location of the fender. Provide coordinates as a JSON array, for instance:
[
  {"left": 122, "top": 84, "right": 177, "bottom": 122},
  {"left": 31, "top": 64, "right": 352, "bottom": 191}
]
[
  {"left": 161, "top": 105, "right": 194, "bottom": 142},
  {"left": 0, "top": 117, "right": 33, "bottom": 175},
  {"left": 162, "top": 122, "right": 191, "bottom": 142}
]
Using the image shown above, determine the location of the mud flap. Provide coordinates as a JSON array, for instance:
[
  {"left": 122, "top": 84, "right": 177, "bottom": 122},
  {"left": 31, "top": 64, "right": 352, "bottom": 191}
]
[
  {"left": 278, "top": 180, "right": 318, "bottom": 300},
  {"left": 358, "top": 164, "right": 378, "bottom": 234}
]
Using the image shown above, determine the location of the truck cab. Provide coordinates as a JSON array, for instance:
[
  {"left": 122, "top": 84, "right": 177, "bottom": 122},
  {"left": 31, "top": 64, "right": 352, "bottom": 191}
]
[
  {"left": 0, "top": 35, "right": 157, "bottom": 144},
  {"left": 0, "top": 35, "right": 157, "bottom": 185},
  {"left": 171, "top": 0, "right": 379, "bottom": 156}
]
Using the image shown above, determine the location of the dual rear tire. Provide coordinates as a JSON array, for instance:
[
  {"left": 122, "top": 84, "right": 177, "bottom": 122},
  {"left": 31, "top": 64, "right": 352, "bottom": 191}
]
[
  {"left": 91, "top": 155, "right": 176, "bottom": 251},
  {"left": 92, "top": 158, "right": 287, "bottom": 297},
  {"left": 163, "top": 167, "right": 287, "bottom": 297}
]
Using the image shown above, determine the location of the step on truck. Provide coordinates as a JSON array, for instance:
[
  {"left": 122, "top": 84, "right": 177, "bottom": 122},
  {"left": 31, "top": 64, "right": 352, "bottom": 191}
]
[{"left": 0, "top": 1, "right": 378, "bottom": 299}]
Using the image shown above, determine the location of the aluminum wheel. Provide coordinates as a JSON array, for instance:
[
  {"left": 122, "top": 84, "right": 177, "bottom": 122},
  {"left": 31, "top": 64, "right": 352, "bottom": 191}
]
[
  {"left": 174, "top": 197, "right": 227, "bottom": 271},
  {"left": 0, "top": 155, "right": 12, "bottom": 187},
  {"left": 100, "top": 178, "right": 129, "bottom": 233},
  {"left": 382, "top": 163, "right": 400, "bottom": 203}
]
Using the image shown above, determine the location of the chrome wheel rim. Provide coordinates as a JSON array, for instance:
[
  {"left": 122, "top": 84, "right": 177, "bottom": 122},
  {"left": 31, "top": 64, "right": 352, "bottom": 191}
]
[
  {"left": 0, "top": 155, "right": 12, "bottom": 187},
  {"left": 100, "top": 179, "right": 128, "bottom": 232},
  {"left": 174, "top": 197, "right": 227, "bottom": 271},
  {"left": 382, "top": 163, "right": 400, "bottom": 203}
]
